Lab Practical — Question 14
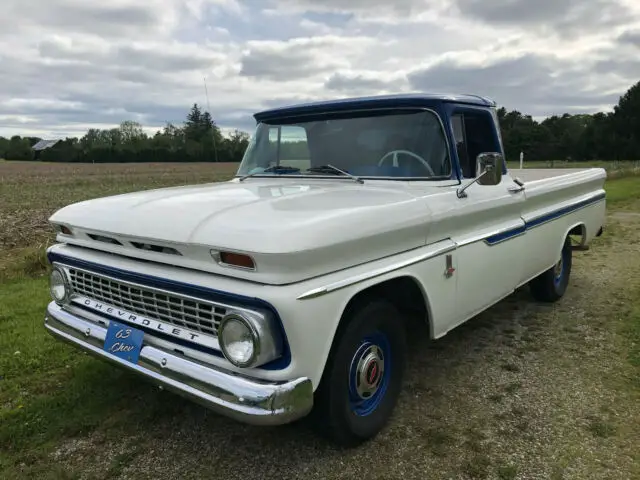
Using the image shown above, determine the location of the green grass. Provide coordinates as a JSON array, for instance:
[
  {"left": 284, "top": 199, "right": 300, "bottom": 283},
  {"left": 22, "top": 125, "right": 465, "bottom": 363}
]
[
  {"left": 627, "top": 306, "right": 640, "bottom": 371},
  {"left": 0, "top": 279, "right": 188, "bottom": 475},
  {"left": 496, "top": 464, "right": 519, "bottom": 480},
  {"left": 585, "top": 416, "right": 617, "bottom": 438},
  {"left": 603, "top": 176, "right": 640, "bottom": 207}
]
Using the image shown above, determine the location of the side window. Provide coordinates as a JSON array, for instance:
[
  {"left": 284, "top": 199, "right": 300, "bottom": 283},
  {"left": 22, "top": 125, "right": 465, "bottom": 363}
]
[
  {"left": 452, "top": 114, "right": 465, "bottom": 143},
  {"left": 452, "top": 114, "right": 471, "bottom": 178},
  {"left": 463, "top": 110, "right": 501, "bottom": 178},
  {"left": 277, "top": 126, "right": 311, "bottom": 171}
]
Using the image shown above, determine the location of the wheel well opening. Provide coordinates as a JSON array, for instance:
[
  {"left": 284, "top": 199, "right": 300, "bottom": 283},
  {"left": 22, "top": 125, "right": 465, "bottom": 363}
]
[
  {"left": 342, "top": 276, "right": 430, "bottom": 333},
  {"left": 568, "top": 224, "right": 586, "bottom": 246}
]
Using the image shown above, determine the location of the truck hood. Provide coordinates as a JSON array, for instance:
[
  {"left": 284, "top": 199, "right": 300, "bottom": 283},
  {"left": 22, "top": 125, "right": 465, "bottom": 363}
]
[{"left": 50, "top": 178, "right": 434, "bottom": 284}]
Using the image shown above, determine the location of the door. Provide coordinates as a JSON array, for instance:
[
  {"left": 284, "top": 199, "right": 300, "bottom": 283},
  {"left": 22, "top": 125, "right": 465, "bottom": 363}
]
[{"left": 447, "top": 109, "right": 527, "bottom": 327}]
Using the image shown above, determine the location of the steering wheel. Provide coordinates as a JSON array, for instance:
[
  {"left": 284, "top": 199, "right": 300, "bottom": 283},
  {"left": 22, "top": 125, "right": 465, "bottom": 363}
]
[{"left": 378, "top": 150, "right": 436, "bottom": 176}]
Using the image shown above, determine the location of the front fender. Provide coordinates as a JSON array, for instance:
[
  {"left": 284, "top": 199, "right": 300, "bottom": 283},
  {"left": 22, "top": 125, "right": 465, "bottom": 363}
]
[{"left": 283, "top": 239, "right": 456, "bottom": 389}]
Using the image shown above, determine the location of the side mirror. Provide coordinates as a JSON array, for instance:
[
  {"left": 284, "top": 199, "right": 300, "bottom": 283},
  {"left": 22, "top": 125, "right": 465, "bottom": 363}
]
[
  {"left": 456, "top": 152, "right": 504, "bottom": 198},
  {"left": 475, "top": 152, "right": 503, "bottom": 186}
]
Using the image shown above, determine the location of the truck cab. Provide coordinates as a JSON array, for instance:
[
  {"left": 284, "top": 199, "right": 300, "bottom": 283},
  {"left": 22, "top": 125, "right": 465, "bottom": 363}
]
[{"left": 44, "top": 93, "right": 607, "bottom": 446}]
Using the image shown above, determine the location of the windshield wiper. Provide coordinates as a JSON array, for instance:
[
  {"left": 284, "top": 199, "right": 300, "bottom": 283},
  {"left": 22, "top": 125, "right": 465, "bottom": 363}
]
[
  {"left": 238, "top": 165, "right": 301, "bottom": 181},
  {"left": 305, "top": 164, "right": 364, "bottom": 184}
]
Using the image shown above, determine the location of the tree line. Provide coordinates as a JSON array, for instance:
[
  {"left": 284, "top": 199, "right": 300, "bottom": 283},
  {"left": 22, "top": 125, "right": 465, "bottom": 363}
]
[
  {"left": 0, "top": 104, "right": 250, "bottom": 163},
  {"left": 1, "top": 80, "right": 638, "bottom": 163},
  {"left": 497, "top": 80, "right": 639, "bottom": 162}
]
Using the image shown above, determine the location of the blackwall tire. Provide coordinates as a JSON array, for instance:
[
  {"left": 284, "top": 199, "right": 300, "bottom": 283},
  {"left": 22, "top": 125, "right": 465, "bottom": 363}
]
[
  {"left": 310, "top": 299, "right": 407, "bottom": 447},
  {"left": 529, "top": 235, "right": 573, "bottom": 303}
]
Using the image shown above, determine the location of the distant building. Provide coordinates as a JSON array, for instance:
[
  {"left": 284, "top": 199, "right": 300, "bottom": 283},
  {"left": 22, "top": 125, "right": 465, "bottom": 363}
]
[{"left": 32, "top": 139, "right": 60, "bottom": 159}]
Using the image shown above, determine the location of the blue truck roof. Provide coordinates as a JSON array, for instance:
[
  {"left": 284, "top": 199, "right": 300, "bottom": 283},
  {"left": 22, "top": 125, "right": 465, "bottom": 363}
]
[{"left": 254, "top": 92, "right": 497, "bottom": 121}]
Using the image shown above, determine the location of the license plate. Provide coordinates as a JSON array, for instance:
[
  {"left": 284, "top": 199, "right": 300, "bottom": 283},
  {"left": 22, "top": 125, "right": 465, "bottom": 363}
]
[{"left": 103, "top": 321, "right": 144, "bottom": 364}]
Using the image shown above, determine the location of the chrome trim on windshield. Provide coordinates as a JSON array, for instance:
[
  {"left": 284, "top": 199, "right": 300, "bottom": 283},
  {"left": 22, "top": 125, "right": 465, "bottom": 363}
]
[{"left": 235, "top": 106, "right": 455, "bottom": 182}]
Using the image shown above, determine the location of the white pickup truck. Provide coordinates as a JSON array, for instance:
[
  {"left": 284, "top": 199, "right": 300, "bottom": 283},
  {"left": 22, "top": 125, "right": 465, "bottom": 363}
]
[{"left": 44, "top": 93, "right": 606, "bottom": 446}]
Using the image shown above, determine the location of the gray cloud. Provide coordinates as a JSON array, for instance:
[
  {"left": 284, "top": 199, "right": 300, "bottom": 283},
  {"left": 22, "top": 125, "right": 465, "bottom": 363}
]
[
  {"left": 239, "top": 37, "right": 362, "bottom": 80},
  {"left": 2, "top": 0, "right": 163, "bottom": 37},
  {"left": 0, "top": 47, "right": 249, "bottom": 138},
  {"left": 240, "top": 48, "right": 326, "bottom": 81},
  {"left": 273, "top": 0, "right": 431, "bottom": 14},
  {"left": 594, "top": 58, "right": 640, "bottom": 80},
  {"left": 407, "top": 53, "right": 633, "bottom": 116},
  {"left": 455, "top": 0, "right": 633, "bottom": 36},
  {"left": 618, "top": 29, "right": 640, "bottom": 47},
  {"left": 113, "top": 45, "right": 219, "bottom": 72},
  {"left": 37, "top": 39, "right": 220, "bottom": 73},
  {"left": 324, "top": 73, "right": 402, "bottom": 93}
]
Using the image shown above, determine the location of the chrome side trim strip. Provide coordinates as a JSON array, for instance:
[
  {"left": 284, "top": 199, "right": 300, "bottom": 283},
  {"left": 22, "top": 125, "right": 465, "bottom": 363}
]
[
  {"left": 296, "top": 241, "right": 455, "bottom": 300},
  {"left": 524, "top": 190, "right": 606, "bottom": 229},
  {"left": 45, "top": 302, "right": 313, "bottom": 426},
  {"left": 458, "top": 191, "right": 605, "bottom": 247},
  {"left": 454, "top": 220, "right": 526, "bottom": 248}
]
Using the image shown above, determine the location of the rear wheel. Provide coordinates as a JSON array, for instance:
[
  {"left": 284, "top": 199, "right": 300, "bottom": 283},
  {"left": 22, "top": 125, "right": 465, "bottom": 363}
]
[
  {"left": 529, "top": 235, "right": 572, "bottom": 302},
  {"left": 311, "top": 299, "right": 406, "bottom": 447}
]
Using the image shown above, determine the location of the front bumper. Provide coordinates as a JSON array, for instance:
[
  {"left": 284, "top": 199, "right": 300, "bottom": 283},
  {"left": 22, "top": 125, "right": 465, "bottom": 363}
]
[{"left": 44, "top": 301, "right": 313, "bottom": 426}]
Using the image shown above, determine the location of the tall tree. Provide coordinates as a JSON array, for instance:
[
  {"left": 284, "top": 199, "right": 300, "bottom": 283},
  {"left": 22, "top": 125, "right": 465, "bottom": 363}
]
[
  {"left": 611, "top": 80, "right": 640, "bottom": 159},
  {"left": 184, "top": 103, "right": 205, "bottom": 142},
  {"left": 119, "top": 120, "right": 147, "bottom": 145}
]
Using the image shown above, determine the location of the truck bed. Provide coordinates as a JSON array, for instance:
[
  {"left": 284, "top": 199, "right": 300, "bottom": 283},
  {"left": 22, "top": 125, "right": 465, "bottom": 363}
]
[{"left": 512, "top": 168, "right": 596, "bottom": 182}]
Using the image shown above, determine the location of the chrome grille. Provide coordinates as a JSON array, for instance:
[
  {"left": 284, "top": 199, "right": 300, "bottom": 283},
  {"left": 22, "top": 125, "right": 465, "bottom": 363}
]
[{"left": 67, "top": 268, "right": 228, "bottom": 337}]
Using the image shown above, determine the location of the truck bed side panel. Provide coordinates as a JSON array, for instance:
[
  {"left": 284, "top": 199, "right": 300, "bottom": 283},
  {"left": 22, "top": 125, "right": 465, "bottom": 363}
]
[{"left": 518, "top": 168, "right": 606, "bottom": 284}]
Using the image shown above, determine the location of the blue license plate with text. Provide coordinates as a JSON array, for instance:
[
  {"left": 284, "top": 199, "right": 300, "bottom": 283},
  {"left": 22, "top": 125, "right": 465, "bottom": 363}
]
[{"left": 103, "top": 321, "right": 144, "bottom": 364}]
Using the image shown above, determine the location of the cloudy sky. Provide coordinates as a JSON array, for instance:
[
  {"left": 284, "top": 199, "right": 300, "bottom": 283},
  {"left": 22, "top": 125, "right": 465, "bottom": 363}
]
[{"left": 1, "top": 0, "right": 639, "bottom": 139}]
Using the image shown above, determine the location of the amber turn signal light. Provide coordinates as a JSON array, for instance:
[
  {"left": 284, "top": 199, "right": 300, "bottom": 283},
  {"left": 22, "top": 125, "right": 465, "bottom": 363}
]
[{"left": 211, "top": 250, "right": 256, "bottom": 270}]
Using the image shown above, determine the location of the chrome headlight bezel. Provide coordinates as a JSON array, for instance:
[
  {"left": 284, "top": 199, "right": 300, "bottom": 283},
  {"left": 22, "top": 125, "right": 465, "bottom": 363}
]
[
  {"left": 218, "top": 311, "right": 282, "bottom": 368},
  {"left": 50, "top": 266, "right": 71, "bottom": 305}
]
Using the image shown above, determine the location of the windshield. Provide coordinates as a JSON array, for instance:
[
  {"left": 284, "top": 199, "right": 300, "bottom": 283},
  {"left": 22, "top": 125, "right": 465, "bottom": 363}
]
[{"left": 236, "top": 110, "right": 451, "bottom": 180}]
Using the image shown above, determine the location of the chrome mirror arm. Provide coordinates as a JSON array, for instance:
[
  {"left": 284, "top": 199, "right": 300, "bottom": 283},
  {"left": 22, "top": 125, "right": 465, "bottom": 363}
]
[{"left": 456, "top": 168, "right": 491, "bottom": 199}]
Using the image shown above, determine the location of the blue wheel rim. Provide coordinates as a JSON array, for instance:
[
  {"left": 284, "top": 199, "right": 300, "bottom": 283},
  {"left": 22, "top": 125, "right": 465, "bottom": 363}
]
[
  {"left": 348, "top": 331, "right": 392, "bottom": 416},
  {"left": 554, "top": 247, "right": 568, "bottom": 286}
]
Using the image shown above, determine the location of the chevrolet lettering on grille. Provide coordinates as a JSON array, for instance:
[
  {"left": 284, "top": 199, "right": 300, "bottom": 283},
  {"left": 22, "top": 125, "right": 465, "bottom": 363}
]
[{"left": 73, "top": 295, "right": 222, "bottom": 351}]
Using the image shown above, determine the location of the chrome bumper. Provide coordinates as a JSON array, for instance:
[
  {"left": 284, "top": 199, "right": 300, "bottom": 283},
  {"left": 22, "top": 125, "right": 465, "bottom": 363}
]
[{"left": 44, "top": 301, "right": 313, "bottom": 426}]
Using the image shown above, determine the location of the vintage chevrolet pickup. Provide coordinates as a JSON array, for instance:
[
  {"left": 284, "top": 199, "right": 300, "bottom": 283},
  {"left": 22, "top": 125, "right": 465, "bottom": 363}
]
[{"left": 44, "top": 93, "right": 606, "bottom": 446}]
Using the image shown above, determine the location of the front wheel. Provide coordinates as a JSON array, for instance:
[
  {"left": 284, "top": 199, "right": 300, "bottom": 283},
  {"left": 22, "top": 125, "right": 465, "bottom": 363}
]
[
  {"left": 311, "top": 299, "right": 407, "bottom": 447},
  {"left": 529, "top": 235, "right": 573, "bottom": 302}
]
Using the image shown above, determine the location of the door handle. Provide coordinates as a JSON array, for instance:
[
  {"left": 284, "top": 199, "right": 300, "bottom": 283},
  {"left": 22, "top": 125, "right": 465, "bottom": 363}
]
[{"left": 508, "top": 185, "right": 525, "bottom": 193}]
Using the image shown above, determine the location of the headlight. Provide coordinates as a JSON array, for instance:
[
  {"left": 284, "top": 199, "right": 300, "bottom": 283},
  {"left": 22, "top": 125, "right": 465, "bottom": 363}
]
[
  {"left": 218, "top": 311, "right": 282, "bottom": 368},
  {"left": 50, "top": 267, "right": 70, "bottom": 304}
]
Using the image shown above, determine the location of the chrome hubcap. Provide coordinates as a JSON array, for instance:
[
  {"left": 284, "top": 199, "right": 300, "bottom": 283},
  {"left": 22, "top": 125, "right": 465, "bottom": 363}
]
[{"left": 352, "top": 344, "right": 385, "bottom": 400}]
